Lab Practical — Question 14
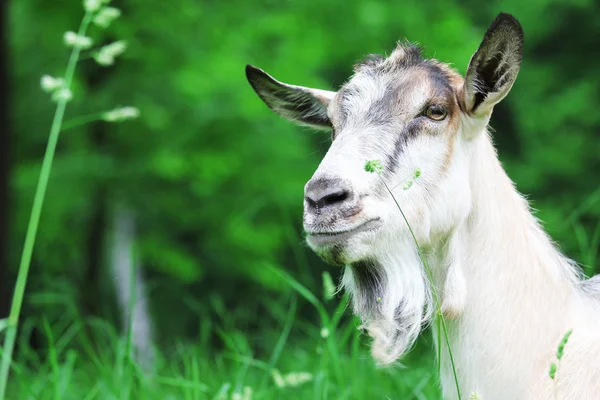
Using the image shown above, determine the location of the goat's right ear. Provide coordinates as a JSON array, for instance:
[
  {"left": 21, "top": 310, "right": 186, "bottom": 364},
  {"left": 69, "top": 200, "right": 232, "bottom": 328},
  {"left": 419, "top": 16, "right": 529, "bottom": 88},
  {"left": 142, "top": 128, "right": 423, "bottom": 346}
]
[
  {"left": 245, "top": 65, "right": 335, "bottom": 130},
  {"left": 463, "top": 13, "right": 524, "bottom": 117}
]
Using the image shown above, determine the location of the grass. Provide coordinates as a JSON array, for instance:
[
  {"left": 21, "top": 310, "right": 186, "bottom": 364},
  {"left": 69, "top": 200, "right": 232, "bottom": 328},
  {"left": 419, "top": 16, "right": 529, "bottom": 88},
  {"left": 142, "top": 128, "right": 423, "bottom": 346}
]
[
  {"left": 2, "top": 278, "right": 442, "bottom": 400},
  {"left": 0, "top": 8, "right": 95, "bottom": 397},
  {"left": 0, "top": 2, "right": 442, "bottom": 396}
]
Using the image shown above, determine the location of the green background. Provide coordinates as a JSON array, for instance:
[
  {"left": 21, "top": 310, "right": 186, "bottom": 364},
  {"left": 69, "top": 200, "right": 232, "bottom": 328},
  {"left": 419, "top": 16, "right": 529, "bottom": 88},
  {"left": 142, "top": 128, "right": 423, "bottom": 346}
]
[{"left": 2, "top": 0, "right": 599, "bottom": 398}]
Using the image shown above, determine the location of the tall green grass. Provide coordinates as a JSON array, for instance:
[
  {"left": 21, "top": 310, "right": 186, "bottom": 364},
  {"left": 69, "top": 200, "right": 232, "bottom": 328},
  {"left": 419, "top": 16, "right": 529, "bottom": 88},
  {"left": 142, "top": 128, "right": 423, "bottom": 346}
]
[
  {"left": 2, "top": 275, "right": 441, "bottom": 399},
  {"left": 0, "top": 8, "right": 95, "bottom": 398},
  {"left": 0, "top": 2, "right": 135, "bottom": 397}
]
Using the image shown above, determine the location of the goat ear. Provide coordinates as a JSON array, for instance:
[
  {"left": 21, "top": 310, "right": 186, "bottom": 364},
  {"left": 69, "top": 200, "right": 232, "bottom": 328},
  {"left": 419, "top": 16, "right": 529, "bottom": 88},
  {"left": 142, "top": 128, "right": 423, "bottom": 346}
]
[
  {"left": 245, "top": 65, "right": 334, "bottom": 130},
  {"left": 463, "top": 13, "right": 524, "bottom": 116}
]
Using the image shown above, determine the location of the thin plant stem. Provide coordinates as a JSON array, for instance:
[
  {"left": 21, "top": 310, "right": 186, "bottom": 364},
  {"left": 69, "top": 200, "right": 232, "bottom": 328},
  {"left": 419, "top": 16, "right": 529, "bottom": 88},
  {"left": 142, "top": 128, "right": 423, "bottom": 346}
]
[
  {"left": 60, "top": 112, "right": 106, "bottom": 132},
  {"left": 381, "top": 179, "right": 462, "bottom": 400},
  {"left": 0, "top": 10, "right": 94, "bottom": 398}
]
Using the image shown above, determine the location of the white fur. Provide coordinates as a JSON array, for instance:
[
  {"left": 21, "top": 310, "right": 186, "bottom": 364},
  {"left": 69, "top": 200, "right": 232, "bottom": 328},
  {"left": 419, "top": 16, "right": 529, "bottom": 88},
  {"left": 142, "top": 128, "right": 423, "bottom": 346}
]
[
  {"left": 432, "top": 127, "right": 600, "bottom": 399},
  {"left": 314, "top": 58, "right": 600, "bottom": 398}
]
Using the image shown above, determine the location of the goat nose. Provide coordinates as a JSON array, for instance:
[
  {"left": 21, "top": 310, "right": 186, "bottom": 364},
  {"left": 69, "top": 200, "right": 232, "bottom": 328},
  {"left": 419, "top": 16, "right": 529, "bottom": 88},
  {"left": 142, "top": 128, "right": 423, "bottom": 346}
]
[{"left": 305, "top": 178, "right": 353, "bottom": 211}]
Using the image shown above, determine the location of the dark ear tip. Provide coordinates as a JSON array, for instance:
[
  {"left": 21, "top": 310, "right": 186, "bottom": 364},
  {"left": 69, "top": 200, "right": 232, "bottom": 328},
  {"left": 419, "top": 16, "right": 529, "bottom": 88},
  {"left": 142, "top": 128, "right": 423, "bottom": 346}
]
[
  {"left": 491, "top": 12, "right": 524, "bottom": 39},
  {"left": 245, "top": 64, "right": 261, "bottom": 81}
]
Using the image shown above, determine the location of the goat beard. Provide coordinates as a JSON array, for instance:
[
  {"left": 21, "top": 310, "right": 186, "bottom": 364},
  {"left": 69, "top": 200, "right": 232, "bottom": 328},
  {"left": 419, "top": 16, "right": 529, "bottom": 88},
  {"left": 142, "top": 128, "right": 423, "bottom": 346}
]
[{"left": 341, "top": 244, "right": 433, "bottom": 365}]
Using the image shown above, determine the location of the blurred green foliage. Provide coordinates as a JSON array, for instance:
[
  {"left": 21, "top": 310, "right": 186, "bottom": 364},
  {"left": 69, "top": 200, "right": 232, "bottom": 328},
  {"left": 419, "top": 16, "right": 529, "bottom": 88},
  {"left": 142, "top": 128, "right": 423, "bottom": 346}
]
[{"left": 5, "top": 0, "right": 600, "bottom": 393}]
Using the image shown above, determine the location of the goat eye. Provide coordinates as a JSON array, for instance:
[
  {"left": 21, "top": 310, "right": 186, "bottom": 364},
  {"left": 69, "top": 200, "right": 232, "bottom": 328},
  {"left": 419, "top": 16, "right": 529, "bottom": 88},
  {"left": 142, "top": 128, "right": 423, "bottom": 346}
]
[{"left": 425, "top": 105, "right": 447, "bottom": 121}]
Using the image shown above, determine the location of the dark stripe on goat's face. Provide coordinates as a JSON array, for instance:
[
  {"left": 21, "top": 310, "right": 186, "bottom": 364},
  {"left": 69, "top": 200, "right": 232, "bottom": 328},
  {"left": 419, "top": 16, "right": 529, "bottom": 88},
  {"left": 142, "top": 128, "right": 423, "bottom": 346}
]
[
  {"left": 334, "top": 87, "right": 351, "bottom": 129},
  {"left": 385, "top": 119, "right": 423, "bottom": 176},
  {"left": 351, "top": 260, "right": 385, "bottom": 315},
  {"left": 382, "top": 64, "right": 455, "bottom": 174},
  {"left": 365, "top": 85, "right": 399, "bottom": 126},
  {"left": 424, "top": 63, "right": 454, "bottom": 97}
]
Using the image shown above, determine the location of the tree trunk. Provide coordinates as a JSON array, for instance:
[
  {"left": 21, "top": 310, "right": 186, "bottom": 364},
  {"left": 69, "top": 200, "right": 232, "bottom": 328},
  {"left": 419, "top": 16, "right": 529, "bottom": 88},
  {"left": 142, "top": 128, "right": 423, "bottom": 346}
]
[{"left": 110, "top": 205, "right": 154, "bottom": 371}]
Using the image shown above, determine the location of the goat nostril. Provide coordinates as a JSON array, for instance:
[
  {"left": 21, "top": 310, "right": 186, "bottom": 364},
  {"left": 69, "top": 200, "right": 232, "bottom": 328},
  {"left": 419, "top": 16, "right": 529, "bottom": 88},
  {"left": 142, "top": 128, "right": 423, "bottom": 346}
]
[
  {"left": 320, "top": 190, "right": 349, "bottom": 208},
  {"left": 305, "top": 178, "right": 353, "bottom": 212},
  {"left": 306, "top": 196, "right": 318, "bottom": 209}
]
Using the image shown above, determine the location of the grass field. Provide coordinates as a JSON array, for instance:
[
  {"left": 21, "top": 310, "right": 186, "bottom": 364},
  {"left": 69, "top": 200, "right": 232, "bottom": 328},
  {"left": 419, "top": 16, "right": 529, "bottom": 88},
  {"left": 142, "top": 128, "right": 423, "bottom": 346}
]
[{"left": 3, "top": 273, "right": 442, "bottom": 400}]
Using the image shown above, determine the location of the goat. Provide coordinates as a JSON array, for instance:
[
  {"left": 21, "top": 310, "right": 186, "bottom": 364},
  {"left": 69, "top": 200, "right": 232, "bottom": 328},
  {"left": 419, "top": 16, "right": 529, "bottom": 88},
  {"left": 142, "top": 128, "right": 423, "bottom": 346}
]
[{"left": 246, "top": 13, "right": 600, "bottom": 399}]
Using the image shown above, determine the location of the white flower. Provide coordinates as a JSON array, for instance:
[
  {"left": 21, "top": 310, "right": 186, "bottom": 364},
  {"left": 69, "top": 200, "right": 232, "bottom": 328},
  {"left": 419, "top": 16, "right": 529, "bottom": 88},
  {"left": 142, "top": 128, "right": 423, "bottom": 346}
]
[
  {"left": 83, "top": 0, "right": 102, "bottom": 12},
  {"left": 320, "top": 327, "right": 329, "bottom": 338},
  {"left": 51, "top": 88, "right": 73, "bottom": 103},
  {"left": 84, "top": 0, "right": 111, "bottom": 11},
  {"left": 322, "top": 271, "right": 336, "bottom": 300},
  {"left": 231, "top": 387, "right": 252, "bottom": 400},
  {"left": 40, "top": 75, "right": 65, "bottom": 92},
  {"left": 102, "top": 106, "right": 140, "bottom": 122},
  {"left": 271, "top": 369, "right": 313, "bottom": 388},
  {"left": 283, "top": 372, "right": 313, "bottom": 387},
  {"left": 93, "top": 7, "right": 121, "bottom": 28},
  {"left": 241, "top": 387, "right": 252, "bottom": 400},
  {"left": 63, "top": 31, "right": 93, "bottom": 49},
  {"left": 94, "top": 40, "right": 127, "bottom": 66}
]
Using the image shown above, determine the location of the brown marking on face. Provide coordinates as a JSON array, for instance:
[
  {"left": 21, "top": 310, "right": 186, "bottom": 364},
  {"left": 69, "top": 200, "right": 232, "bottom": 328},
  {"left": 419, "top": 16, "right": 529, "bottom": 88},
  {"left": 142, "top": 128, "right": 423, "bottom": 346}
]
[
  {"left": 344, "top": 204, "right": 364, "bottom": 219},
  {"left": 440, "top": 132, "right": 456, "bottom": 174},
  {"left": 420, "top": 62, "right": 463, "bottom": 175}
]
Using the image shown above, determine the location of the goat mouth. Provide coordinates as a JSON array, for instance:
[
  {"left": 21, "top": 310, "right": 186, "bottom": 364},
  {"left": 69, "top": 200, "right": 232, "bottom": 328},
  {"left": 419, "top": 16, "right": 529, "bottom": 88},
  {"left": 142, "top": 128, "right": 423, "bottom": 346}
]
[{"left": 306, "top": 219, "right": 382, "bottom": 247}]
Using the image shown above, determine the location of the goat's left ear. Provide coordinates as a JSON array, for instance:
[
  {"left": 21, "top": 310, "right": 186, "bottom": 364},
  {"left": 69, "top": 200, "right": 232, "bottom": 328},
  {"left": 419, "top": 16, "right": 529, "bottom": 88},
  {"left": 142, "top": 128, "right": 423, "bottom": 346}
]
[{"left": 463, "top": 13, "right": 524, "bottom": 117}]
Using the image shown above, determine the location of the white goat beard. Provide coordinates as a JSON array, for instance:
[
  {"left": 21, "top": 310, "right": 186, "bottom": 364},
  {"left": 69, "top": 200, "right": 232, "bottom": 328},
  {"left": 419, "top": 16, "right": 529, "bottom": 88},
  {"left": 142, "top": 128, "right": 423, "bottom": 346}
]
[{"left": 341, "top": 238, "right": 433, "bottom": 364}]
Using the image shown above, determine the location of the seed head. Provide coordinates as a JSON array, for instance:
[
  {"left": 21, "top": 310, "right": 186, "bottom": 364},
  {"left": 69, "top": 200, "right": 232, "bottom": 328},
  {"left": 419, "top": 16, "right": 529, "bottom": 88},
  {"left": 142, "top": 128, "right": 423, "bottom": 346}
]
[
  {"left": 364, "top": 160, "right": 383, "bottom": 175},
  {"left": 549, "top": 362, "right": 557, "bottom": 379},
  {"left": 64, "top": 31, "right": 93, "bottom": 49},
  {"left": 93, "top": 7, "right": 121, "bottom": 28},
  {"left": 51, "top": 88, "right": 73, "bottom": 103},
  {"left": 94, "top": 40, "right": 127, "bottom": 66},
  {"left": 556, "top": 329, "right": 572, "bottom": 360},
  {"left": 102, "top": 106, "right": 140, "bottom": 122},
  {"left": 84, "top": 0, "right": 102, "bottom": 12},
  {"left": 40, "top": 75, "right": 65, "bottom": 93}
]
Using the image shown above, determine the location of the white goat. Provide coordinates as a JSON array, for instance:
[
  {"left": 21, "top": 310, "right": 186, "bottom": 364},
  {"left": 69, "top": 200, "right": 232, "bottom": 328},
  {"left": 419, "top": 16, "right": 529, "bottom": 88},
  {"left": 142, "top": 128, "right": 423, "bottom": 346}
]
[{"left": 246, "top": 12, "right": 600, "bottom": 399}]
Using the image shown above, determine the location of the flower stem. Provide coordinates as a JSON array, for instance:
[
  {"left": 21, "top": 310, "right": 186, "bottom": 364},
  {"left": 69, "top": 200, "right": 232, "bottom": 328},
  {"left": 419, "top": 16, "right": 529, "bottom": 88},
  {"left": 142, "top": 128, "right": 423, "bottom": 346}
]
[
  {"left": 60, "top": 112, "right": 106, "bottom": 132},
  {"left": 382, "top": 180, "right": 462, "bottom": 400},
  {"left": 0, "top": 10, "right": 94, "bottom": 398}
]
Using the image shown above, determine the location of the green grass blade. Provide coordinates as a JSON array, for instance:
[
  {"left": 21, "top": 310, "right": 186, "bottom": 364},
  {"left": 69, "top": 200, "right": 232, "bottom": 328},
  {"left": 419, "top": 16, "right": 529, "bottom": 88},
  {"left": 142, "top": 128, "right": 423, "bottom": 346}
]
[
  {"left": 41, "top": 318, "right": 61, "bottom": 400},
  {"left": 259, "top": 293, "right": 297, "bottom": 390},
  {"left": 0, "top": 10, "right": 94, "bottom": 399}
]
